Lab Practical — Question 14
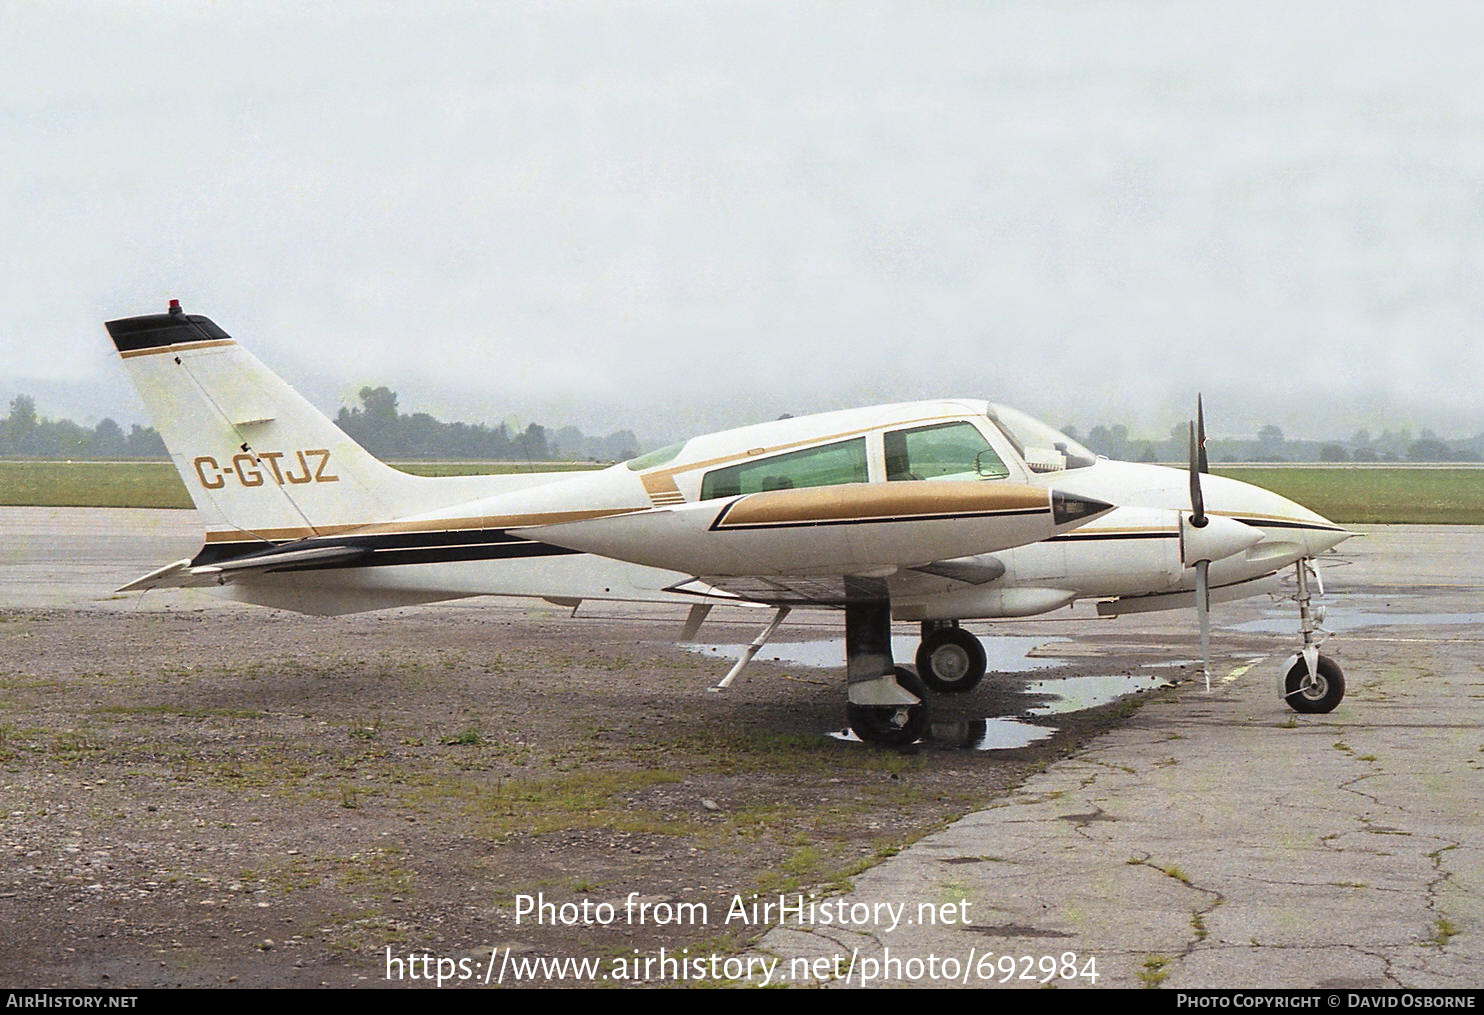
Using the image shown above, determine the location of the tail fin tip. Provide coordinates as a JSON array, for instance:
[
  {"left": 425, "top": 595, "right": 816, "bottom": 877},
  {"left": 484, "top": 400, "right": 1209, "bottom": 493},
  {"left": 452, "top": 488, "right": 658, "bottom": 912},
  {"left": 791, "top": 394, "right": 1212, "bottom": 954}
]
[{"left": 105, "top": 300, "right": 231, "bottom": 354}]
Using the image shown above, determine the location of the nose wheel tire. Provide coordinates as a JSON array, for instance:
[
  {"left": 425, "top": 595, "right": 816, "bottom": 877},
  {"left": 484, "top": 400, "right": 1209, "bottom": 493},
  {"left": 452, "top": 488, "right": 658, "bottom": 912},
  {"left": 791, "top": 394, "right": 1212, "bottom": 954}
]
[
  {"left": 848, "top": 667, "right": 930, "bottom": 747},
  {"left": 915, "top": 628, "right": 987, "bottom": 694},
  {"left": 1284, "top": 655, "right": 1345, "bottom": 714}
]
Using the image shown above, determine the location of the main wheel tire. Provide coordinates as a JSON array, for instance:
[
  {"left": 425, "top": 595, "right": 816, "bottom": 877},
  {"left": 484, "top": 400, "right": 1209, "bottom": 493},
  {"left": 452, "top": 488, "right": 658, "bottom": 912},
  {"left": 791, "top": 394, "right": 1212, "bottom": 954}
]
[
  {"left": 915, "top": 628, "right": 987, "bottom": 694},
  {"left": 848, "top": 667, "right": 930, "bottom": 747},
  {"left": 1284, "top": 655, "right": 1345, "bottom": 714}
]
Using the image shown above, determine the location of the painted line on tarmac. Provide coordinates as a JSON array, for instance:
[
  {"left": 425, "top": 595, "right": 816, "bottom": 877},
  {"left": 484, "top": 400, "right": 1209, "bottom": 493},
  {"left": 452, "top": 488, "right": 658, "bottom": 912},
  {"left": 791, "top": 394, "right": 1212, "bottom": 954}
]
[{"left": 1222, "top": 658, "right": 1266, "bottom": 685}]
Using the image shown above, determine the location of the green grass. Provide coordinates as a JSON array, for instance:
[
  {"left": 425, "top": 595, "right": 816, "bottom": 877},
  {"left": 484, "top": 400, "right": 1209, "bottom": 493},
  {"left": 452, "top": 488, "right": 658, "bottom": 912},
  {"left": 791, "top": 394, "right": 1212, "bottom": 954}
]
[
  {"left": 1216, "top": 467, "right": 1484, "bottom": 525},
  {"left": 1138, "top": 954, "right": 1172, "bottom": 988},
  {"left": 0, "top": 461, "right": 194, "bottom": 508},
  {"left": 1429, "top": 916, "right": 1460, "bottom": 947},
  {"left": 6, "top": 460, "right": 1483, "bottom": 523}
]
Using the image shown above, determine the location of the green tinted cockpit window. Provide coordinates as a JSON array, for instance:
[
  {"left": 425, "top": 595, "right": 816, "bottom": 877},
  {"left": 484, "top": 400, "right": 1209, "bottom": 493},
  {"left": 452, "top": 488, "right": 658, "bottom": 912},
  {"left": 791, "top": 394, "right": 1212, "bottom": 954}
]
[
  {"left": 700, "top": 438, "right": 868, "bottom": 500},
  {"left": 884, "top": 421, "right": 1006, "bottom": 481}
]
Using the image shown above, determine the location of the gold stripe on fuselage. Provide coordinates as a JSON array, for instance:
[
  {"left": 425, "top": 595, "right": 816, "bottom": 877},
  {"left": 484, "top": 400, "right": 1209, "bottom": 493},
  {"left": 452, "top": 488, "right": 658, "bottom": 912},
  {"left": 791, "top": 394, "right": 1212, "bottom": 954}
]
[
  {"left": 202, "top": 506, "right": 648, "bottom": 545},
  {"left": 718, "top": 482, "right": 1048, "bottom": 528},
  {"left": 641, "top": 473, "right": 685, "bottom": 505}
]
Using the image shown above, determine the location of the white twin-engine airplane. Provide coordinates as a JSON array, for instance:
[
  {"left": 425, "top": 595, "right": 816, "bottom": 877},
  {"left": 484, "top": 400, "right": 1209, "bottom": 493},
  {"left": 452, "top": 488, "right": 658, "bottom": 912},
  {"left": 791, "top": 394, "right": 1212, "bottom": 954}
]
[{"left": 108, "top": 302, "right": 1353, "bottom": 746}]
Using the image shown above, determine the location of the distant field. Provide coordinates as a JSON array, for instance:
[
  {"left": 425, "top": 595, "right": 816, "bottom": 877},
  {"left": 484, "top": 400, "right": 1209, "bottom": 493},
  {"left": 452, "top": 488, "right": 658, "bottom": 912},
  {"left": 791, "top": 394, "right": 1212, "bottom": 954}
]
[
  {"left": 0, "top": 460, "right": 605, "bottom": 510},
  {"left": 2, "top": 460, "right": 1480, "bottom": 523},
  {"left": 1215, "top": 467, "right": 1484, "bottom": 526}
]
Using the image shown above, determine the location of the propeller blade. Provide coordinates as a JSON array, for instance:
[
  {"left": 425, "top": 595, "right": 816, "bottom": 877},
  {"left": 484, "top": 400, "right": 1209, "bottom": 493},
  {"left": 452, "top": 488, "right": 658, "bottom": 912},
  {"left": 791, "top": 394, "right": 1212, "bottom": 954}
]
[
  {"left": 1196, "top": 393, "right": 1209, "bottom": 475},
  {"left": 1196, "top": 559, "right": 1211, "bottom": 692},
  {"left": 1188, "top": 422, "right": 1207, "bottom": 527}
]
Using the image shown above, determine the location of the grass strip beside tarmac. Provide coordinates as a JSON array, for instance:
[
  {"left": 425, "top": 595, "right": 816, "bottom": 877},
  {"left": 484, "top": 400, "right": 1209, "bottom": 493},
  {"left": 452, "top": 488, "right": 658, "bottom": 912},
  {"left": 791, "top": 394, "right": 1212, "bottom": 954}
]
[{"left": 4, "top": 460, "right": 1483, "bottom": 524}]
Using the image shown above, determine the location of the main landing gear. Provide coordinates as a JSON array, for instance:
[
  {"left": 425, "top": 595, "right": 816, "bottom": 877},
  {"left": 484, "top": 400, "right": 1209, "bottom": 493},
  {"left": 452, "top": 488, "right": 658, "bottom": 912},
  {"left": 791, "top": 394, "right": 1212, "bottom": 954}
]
[
  {"left": 844, "top": 601, "right": 931, "bottom": 747},
  {"left": 915, "top": 620, "right": 988, "bottom": 694},
  {"left": 1281, "top": 558, "right": 1345, "bottom": 714},
  {"left": 842, "top": 609, "right": 995, "bottom": 746}
]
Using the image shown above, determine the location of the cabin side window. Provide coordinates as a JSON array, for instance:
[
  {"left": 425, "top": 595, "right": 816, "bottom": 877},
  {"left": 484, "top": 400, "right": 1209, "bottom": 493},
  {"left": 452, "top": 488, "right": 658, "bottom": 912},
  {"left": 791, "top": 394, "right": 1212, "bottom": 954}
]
[
  {"left": 699, "top": 438, "right": 869, "bottom": 500},
  {"left": 884, "top": 421, "right": 1007, "bottom": 481}
]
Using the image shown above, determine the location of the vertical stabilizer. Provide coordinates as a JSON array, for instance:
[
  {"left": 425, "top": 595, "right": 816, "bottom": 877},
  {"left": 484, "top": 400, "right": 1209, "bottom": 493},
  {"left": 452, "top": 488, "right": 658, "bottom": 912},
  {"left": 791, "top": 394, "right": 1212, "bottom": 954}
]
[{"left": 107, "top": 302, "right": 433, "bottom": 541}]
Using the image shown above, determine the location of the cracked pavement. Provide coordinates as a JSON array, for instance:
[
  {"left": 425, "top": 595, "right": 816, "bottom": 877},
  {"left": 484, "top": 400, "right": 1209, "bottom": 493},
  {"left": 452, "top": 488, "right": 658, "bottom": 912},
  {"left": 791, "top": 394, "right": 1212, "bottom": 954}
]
[{"left": 757, "top": 526, "right": 1484, "bottom": 988}]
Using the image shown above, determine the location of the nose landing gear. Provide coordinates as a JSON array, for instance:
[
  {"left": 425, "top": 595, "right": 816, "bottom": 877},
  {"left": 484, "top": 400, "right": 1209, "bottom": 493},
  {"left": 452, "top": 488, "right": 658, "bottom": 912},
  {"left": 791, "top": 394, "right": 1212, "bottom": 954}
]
[{"left": 1281, "top": 558, "right": 1345, "bottom": 714}]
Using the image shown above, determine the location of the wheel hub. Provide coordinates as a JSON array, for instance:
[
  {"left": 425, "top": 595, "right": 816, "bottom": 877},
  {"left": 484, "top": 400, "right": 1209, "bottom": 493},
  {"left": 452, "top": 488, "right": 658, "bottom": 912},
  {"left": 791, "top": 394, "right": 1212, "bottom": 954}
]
[{"left": 931, "top": 645, "right": 971, "bottom": 682}]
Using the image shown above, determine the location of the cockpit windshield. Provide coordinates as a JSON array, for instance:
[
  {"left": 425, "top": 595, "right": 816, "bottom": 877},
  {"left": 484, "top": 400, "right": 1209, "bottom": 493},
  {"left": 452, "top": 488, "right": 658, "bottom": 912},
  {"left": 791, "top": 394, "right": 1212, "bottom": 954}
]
[{"left": 987, "top": 404, "right": 1098, "bottom": 473}]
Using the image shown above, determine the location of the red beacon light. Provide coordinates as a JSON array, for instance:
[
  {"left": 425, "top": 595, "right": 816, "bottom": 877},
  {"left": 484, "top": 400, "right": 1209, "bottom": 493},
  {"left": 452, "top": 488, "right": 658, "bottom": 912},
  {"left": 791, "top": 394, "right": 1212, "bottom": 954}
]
[{"left": 167, "top": 299, "right": 182, "bottom": 316}]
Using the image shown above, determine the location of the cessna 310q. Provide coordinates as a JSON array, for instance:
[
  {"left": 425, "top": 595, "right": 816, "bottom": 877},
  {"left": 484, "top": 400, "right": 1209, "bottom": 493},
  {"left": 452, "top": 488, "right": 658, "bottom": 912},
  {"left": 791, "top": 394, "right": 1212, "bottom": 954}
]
[{"left": 107, "top": 302, "right": 1353, "bottom": 746}]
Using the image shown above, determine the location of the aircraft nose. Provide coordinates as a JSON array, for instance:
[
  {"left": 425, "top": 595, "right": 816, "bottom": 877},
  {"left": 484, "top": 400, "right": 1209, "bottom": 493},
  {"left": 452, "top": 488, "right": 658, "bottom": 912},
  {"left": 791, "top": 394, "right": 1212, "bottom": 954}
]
[
  {"left": 1235, "top": 480, "right": 1354, "bottom": 563},
  {"left": 1305, "top": 518, "right": 1355, "bottom": 555}
]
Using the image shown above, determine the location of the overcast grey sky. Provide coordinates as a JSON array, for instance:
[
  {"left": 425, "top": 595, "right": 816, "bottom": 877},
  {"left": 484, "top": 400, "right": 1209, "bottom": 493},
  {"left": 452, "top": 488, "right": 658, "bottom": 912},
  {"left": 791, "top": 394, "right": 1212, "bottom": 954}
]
[{"left": 4, "top": 1, "right": 1481, "bottom": 445}]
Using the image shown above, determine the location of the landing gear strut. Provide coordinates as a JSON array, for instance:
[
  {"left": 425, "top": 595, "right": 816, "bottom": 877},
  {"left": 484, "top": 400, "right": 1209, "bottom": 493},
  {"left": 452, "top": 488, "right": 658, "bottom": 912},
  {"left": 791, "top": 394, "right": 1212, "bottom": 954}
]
[
  {"left": 845, "top": 601, "right": 929, "bottom": 746},
  {"left": 1282, "top": 558, "right": 1345, "bottom": 714},
  {"left": 914, "top": 621, "right": 987, "bottom": 694}
]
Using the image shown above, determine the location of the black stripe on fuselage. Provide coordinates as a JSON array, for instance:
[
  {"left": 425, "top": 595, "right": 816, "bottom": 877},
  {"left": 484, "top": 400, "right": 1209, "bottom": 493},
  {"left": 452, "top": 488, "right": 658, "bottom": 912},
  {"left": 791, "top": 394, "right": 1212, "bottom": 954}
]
[
  {"left": 191, "top": 529, "right": 580, "bottom": 572},
  {"left": 1050, "top": 516, "right": 1348, "bottom": 544},
  {"left": 1228, "top": 517, "right": 1349, "bottom": 534},
  {"left": 1047, "top": 530, "right": 1177, "bottom": 543}
]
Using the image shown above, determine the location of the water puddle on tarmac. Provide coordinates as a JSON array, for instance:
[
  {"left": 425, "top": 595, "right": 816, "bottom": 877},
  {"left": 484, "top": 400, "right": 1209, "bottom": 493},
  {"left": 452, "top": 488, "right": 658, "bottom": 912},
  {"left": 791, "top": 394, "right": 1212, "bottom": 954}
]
[
  {"left": 1231, "top": 594, "right": 1484, "bottom": 636},
  {"left": 831, "top": 719, "right": 1056, "bottom": 751},
  {"left": 1023, "top": 674, "right": 1176, "bottom": 715},
  {"left": 685, "top": 634, "right": 1060, "bottom": 673},
  {"left": 686, "top": 635, "right": 1176, "bottom": 751}
]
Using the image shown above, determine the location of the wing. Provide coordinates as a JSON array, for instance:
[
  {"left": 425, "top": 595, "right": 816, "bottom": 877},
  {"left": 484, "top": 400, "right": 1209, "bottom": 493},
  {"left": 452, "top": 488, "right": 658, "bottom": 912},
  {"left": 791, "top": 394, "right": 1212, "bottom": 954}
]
[{"left": 665, "top": 553, "right": 1008, "bottom": 607}]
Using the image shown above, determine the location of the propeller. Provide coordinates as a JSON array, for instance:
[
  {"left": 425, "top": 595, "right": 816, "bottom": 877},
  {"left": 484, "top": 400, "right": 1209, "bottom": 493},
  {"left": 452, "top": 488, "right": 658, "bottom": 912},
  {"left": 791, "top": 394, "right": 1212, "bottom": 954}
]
[
  {"left": 1181, "top": 396, "right": 1266, "bottom": 690},
  {"left": 1188, "top": 396, "right": 1211, "bottom": 690}
]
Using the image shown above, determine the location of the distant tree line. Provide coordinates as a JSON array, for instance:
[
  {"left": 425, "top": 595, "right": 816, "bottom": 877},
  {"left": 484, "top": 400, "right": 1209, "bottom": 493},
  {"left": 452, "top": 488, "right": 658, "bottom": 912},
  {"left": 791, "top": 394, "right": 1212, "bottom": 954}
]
[
  {"left": 1065, "top": 422, "right": 1484, "bottom": 464},
  {"left": 1, "top": 388, "right": 641, "bottom": 463},
  {"left": 332, "top": 387, "right": 640, "bottom": 462},
  {"left": 0, "top": 395, "right": 166, "bottom": 458}
]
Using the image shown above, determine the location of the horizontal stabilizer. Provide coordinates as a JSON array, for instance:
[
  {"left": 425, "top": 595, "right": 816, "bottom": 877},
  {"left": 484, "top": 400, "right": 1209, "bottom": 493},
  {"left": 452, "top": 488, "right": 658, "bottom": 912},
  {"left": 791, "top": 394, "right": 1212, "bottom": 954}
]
[
  {"left": 117, "top": 558, "right": 198, "bottom": 592},
  {"left": 197, "top": 544, "right": 371, "bottom": 574},
  {"left": 118, "top": 545, "right": 371, "bottom": 592}
]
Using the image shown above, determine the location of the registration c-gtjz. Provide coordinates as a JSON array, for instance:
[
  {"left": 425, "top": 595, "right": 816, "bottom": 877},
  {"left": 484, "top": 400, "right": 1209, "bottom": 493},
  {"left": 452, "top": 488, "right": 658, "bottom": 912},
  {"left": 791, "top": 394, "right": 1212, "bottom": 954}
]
[{"left": 192, "top": 449, "right": 338, "bottom": 489}]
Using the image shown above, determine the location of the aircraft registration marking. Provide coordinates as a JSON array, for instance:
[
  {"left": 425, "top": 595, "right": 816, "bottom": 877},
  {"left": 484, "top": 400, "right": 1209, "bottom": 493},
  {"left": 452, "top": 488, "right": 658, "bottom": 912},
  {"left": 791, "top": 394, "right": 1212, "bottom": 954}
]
[{"left": 192, "top": 449, "right": 338, "bottom": 489}]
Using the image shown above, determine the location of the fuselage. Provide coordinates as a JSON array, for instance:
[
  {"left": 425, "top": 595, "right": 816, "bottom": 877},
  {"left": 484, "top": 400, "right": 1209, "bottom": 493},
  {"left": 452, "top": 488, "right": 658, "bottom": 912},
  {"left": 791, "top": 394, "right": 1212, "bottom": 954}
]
[{"left": 203, "top": 398, "right": 1350, "bottom": 620}]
